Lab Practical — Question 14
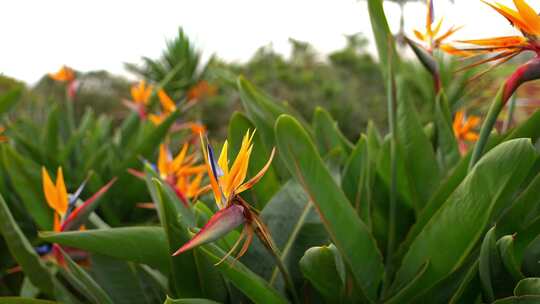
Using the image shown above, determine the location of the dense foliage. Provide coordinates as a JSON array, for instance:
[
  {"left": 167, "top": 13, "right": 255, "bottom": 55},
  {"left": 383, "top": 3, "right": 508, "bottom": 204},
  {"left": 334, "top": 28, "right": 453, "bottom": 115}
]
[{"left": 2, "top": 0, "right": 540, "bottom": 303}]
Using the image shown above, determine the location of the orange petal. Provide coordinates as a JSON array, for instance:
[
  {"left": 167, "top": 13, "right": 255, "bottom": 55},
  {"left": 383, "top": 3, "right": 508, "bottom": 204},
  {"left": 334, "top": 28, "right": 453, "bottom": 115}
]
[
  {"left": 513, "top": 0, "right": 540, "bottom": 35},
  {"left": 42, "top": 167, "right": 58, "bottom": 213},
  {"left": 414, "top": 30, "right": 426, "bottom": 42},
  {"left": 458, "top": 36, "right": 527, "bottom": 47},
  {"left": 158, "top": 89, "right": 177, "bottom": 113},
  {"left": 483, "top": 1, "right": 534, "bottom": 34},
  {"left": 171, "top": 143, "right": 189, "bottom": 172},
  {"left": 236, "top": 147, "right": 276, "bottom": 194},
  {"left": 158, "top": 144, "right": 170, "bottom": 178},
  {"left": 464, "top": 132, "right": 480, "bottom": 141},
  {"left": 218, "top": 140, "right": 229, "bottom": 178},
  {"left": 55, "top": 167, "right": 68, "bottom": 216}
]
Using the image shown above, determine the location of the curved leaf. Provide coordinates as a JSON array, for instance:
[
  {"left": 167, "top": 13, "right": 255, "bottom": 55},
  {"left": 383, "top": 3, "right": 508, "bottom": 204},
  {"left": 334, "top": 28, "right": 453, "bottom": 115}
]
[
  {"left": 39, "top": 227, "right": 169, "bottom": 273},
  {"left": 393, "top": 139, "right": 537, "bottom": 297},
  {"left": 275, "top": 114, "right": 383, "bottom": 300}
]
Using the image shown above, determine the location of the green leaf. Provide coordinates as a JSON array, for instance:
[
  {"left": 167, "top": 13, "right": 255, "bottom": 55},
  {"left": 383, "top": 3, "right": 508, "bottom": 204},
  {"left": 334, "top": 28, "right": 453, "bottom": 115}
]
[
  {"left": 228, "top": 111, "right": 280, "bottom": 208},
  {"left": 312, "top": 107, "right": 353, "bottom": 157},
  {"left": 43, "top": 105, "right": 60, "bottom": 162},
  {"left": 386, "top": 262, "right": 430, "bottom": 304},
  {"left": 59, "top": 248, "right": 114, "bottom": 304},
  {"left": 241, "top": 180, "right": 327, "bottom": 291},
  {"left": 0, "top": 86, "right": 23, "bottom": 114},
  {"left": 89, "top": 254, "right": 163, "bottom": 304},
  {"left": 237, "top": 75, "right": 306, "bottom": 179},
  {"left": 479, "top": 227, "right": 497, "bottom": 302},
  {"left": 367, "top": 0, "right": 399, "bottom": 79},
  {"left": 515, "top": 278, "right": 540, "bottom": 296},
  {"left": 300, "top": 245, "right": 346, "bottom": 302},
  {"left": 150, "top": 178, "right": 225, "bottom": 300},
  {"left": 393, "top": 139, "right": 537, "bottom": 296},
  {"left": 2, "top": 145, "right": 53, "bottom": 229},
  {"left": 342, "top": 135, "right": 372, "bottom": 228},
  {"left": 498, "top": 170, "right": 540, "bottom": 237},
  {"left": 448, "top": 260, "right": 481, "bottom": 304},
  {"left": 275, "top": 114, "right": 383, "bottom": 300},
  {"left": 117, "top": 110, "right": 180, "bottom": 171},
  {"left": 435, "top": 93, "right": 459, "bottom": 171},
  {"left": 493, "top": 295, "right": 540, "bottom": 303},
  {"left": 396, "top": 78, "right": 440, "bottom": 210},
  {"left": 164, "top": 296, "right": 221, "bottom": 304},
  {"left": 0, "top": 194, "right": 55, "bottom": 295},
  {"left": 39, "top": 227, "right": 169, "bottom": 273},
  {"left": 0, "top": 298, "right": 58, "bottom": 304},
  {"left": 497, "top": 235, "right": 524, "bottom": 282},
  {"left": 201, "top": 244, "right": 288, "bottom": 304}
]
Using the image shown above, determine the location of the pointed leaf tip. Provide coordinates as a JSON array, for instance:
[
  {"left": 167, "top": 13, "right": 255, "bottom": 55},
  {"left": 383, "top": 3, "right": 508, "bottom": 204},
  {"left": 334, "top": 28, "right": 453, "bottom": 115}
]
[{"left": 173, "top": 204, "right": 246, "bottom": 256}]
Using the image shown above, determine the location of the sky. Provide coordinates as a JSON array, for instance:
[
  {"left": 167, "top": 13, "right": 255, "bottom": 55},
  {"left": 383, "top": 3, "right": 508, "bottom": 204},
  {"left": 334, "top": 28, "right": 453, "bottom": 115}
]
[{"left": 0, "top": 0, "right": 532, "bottom": 84}]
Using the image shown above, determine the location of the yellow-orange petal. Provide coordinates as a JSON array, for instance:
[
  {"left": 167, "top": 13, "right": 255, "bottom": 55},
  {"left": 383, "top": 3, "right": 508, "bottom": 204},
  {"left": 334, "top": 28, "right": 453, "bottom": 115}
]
[
  {"left": 42, "top": 167, "right": 58, "bottom": 212},
  {"left": 513, "top": 0, "right": 540, "bottom": 35},
  {"left": 218, "top": 140, "right": 229, "bottom": 178},
  {"left": 483, "top": 1, "right": 534, "bottom": 34},
  {"left": 149, "top": 114, "right": 164, "bottom": 125},
  {"left": 158, "top": 89, "right": 177, "bottom": 113},
  {"left": 158, "top": 144, "right": 170, "bottom": 178},
  {"left": 236, "top": 147, "right": 276, "bottom": 194},
  {"left": 55, "top": 167, "right": 68, "bottom": 216},
  {"left": 414, "top": 30, "right": 426, "bottom": 42},
  {"left": 171, "top": 143, "right": 189, "bottom": 173},
  {"left": 458, "top": 36, "right": 527, "bottom": 47},
  {"left": 464, "top": 132, "right": 480, "bottom": 141}
]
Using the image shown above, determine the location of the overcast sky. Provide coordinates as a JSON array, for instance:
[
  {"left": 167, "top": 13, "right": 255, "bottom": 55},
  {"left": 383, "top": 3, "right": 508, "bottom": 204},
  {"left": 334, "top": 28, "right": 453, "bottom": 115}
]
[{"left": 0, "top": 0, "right": 531, "bottom": 84}]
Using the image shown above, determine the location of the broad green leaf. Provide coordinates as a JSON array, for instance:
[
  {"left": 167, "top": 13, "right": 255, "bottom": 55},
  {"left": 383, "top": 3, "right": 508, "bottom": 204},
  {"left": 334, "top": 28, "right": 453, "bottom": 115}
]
[
  {"left": 479, "top": 227, "right": 497, "bottom": 302},
  {"left": 492, "top": 295, "right": 540, "bottom": 303},
  {"left": 435, "top": 93, "right": 459, "bottom": 171},
  {"left": 393, "top": 139, "right": 537, "bottom": 297},
  {"left": 396, "top": 78, "right": 440, "bottom": 210},
  {"left": 312, "top": 107, "right": 353, "bottom": 157},
  {"left": 90, "top": 254, "right": 162, "bottom": 304},
  {"left": 448, "top": 260, "right": 481, "bottom": 304},
  {"left": 59, "top": 248, "right": 114, "bottom": 304},
  {"left": 386, "top": 262, "right": 430, "bottom": 304},
  {"left": 497, "top": 235, "right": 524, "bottom": 282},
  {"left": 515, "top": 278, "right": 540, "bottom": 296},
  {"left": 164, "top": 297, "right": 220, "bottom": 304},
  {"left": 228, "top": 111, "right": 280, "bottom": 208},
  {"left": 503, "top": 109, "right": 540, "bottom": 142},
  {"left": 275, "top": 114, "right": 383, "bottom": 300},
  {"left": 0, "top": 194, "right": 55, "bottom": 295},
  {"left": 300, "top": 244, "right": 346, "bottom": 302},
  {"left": 0, "top": 298, "right": 58, "bottom": 304},
  {"left": 241, "top": 180, "right": 327, "bottom": 291},
  {"left": 39, "top": 227, "right": 169, "bottom": 273},
  {"left": 43, "top": 105, "right": 60, "bottom": 163},
  {"left": 367, "top": 0, "right": 399, "bottom": 79},
  {"left": 201, "top": 243, "right": 288, "bottom": 304},
  {"left": 377, "top": 137, "right": 413, "bottom": 208},
  {"left": 498, "top": 170, "right": 540, "bottom": 237},
  {"left": 2, "top": 145, "right": 53, "bottom": 229},
  {"left": 117, "top": 110, "right": 180, "bottom": 171},
  {"left": 0, "top": 85, "right": 23, "bottom": 114},
  {"left": 237, "top": 75, "right": 305, "bottom": 179},
  {"left": 151, "top": 179, "right": 225, "bottom": 300},
  {"left": 342, "top": 135, "right": 372, "bottom": 228}
]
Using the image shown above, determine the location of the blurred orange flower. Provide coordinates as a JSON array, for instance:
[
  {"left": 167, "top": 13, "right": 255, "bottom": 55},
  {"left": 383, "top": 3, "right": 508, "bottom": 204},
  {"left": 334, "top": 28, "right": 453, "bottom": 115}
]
[{"left": 49, "top": 66, "right": 75, "bottom": 82}]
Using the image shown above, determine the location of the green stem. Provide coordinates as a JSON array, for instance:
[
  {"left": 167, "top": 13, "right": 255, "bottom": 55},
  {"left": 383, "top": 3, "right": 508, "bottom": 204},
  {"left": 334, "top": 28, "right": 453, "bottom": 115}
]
[
  {"left": 265, "top": 240, "right": 300, "bottom": 304},
  {"left": 65, "top": 86, "right": 76, "bottom": 134},
  {"left": 468, "top": 84, "right": 505, "bottom": 171},
  {"left": 503, "top": 94, "right": 517, "bottom": 133},
  {"left": 383, "top": 49, "right": 398, "bottom": 295}
]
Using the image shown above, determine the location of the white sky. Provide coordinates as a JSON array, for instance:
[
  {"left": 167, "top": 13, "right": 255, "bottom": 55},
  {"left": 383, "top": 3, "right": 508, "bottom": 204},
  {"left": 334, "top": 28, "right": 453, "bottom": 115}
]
[{"left": 0, "top": 0, "right": 534, "bottom": 84}]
